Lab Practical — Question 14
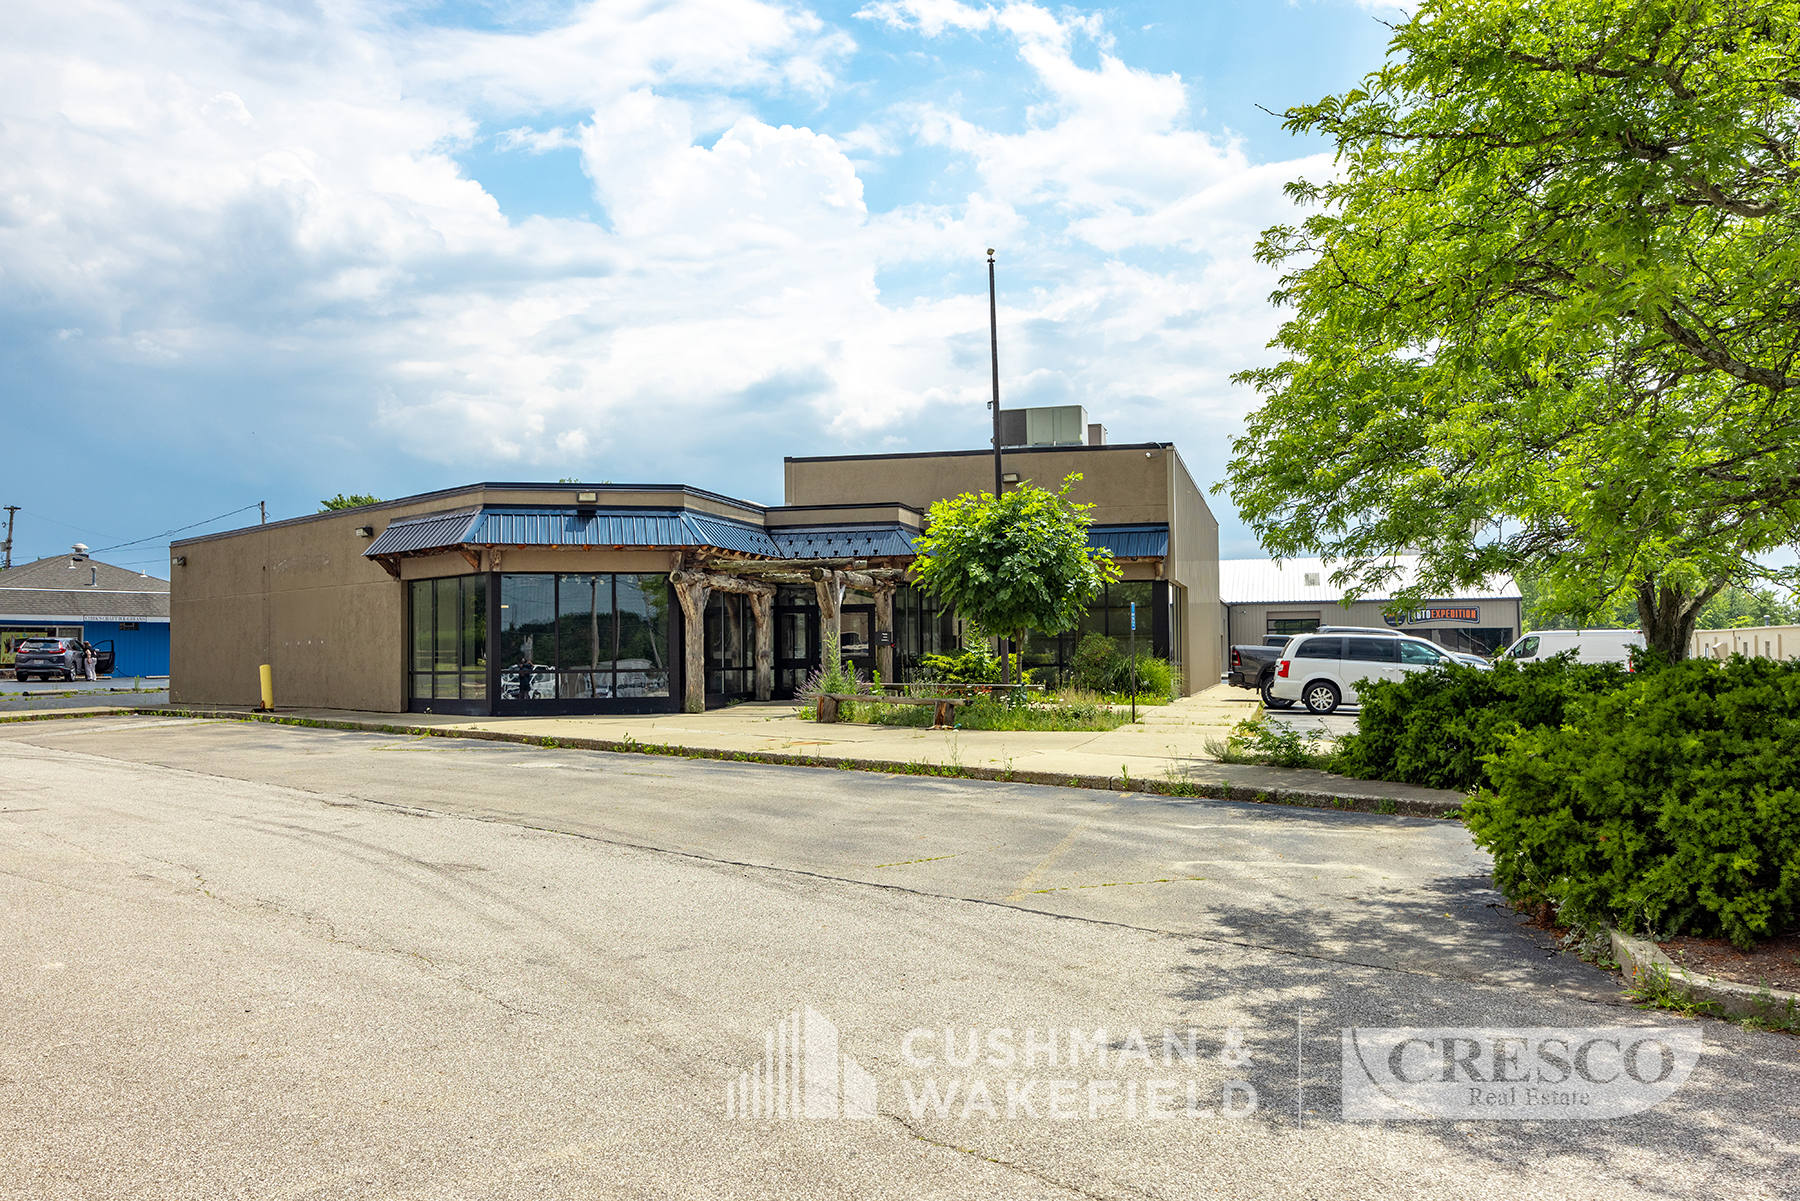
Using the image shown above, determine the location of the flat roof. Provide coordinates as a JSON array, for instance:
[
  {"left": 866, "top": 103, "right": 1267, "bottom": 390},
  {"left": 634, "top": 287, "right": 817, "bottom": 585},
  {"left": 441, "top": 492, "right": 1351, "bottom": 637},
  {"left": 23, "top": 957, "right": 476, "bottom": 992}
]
[{"left": 784, "top": 442, "right": 1173, "bottom": 464}]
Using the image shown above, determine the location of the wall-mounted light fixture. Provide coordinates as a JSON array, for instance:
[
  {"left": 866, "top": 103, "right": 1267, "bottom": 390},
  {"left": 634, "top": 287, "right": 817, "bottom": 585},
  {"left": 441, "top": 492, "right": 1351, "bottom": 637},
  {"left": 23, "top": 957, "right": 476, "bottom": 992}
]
[
  {"left": 1002, "top": 472, "right": 1020, "bottom": 484},
  {"left": 575, "top": 491, "right": 599, "bottom": 504},
  {"left": 172, "top": 556, "right": 187, "bottom": 567},
  {"left": 354, "top": 526, "right": 374, "bottom": 538}
]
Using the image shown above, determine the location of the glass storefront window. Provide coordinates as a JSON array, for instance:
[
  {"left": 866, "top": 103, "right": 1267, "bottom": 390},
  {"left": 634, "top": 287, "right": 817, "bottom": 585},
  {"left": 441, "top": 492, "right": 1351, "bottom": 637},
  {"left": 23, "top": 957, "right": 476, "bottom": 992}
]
[
  {"left": 408, "top": 575, "right": 486, "bottom": 703},
  {"left": 495, "top": 573, "right": 671, "bottom": 703}
]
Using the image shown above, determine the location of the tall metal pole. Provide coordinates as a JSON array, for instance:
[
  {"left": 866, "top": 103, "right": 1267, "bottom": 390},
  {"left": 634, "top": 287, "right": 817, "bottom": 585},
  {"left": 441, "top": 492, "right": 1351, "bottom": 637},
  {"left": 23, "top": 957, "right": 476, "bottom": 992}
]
[
  {"left": 1, "top": 506, "right": 17, "bottom": 570},
  {"left": 988, "top": 249, "right": 1002, "bottom": 498},
  {"left": 987, "top": 249, "right": 1007, "bottom": 687}
]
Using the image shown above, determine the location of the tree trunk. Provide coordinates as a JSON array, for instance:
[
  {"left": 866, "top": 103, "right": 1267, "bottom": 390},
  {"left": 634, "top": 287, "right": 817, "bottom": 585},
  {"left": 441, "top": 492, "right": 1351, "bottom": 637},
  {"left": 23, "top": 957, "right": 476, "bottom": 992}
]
[{"left": 1635, "top": 577, "right": 1727, "bottom": 664}]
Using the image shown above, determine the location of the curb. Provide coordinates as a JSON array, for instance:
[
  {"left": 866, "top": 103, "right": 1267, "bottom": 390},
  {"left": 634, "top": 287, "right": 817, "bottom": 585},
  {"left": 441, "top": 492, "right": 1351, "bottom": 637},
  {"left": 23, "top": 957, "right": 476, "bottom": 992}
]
[
  {"left": 44, "top": 705, "right": 1461, "bottom": 819},
  {"left": 1611, "top": 928, "right": 1800, "bottom": 1022}
]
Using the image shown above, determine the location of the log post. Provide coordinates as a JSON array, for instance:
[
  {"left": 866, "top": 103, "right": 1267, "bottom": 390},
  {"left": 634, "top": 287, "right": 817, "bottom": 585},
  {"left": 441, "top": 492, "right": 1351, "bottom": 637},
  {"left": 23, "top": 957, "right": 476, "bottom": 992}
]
[
  {"left": 749, "top": 589, "right": 774, "bottom": 700},
  {"left": 813, "top": 571, "right": 844, "bottom": 675},
  {"left": 672, "top": 573, "right": 712, "bottom": 714},
  {"left": 873, "top": 584, "right": 895, "bottom": 685}
]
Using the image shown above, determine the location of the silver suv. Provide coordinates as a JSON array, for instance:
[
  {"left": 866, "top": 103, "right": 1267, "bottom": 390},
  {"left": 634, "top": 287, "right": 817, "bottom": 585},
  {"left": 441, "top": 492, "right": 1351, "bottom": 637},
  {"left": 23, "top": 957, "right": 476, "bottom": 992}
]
[{"left": 1267, "top": 631, "right": 1451, "bottom": 714}]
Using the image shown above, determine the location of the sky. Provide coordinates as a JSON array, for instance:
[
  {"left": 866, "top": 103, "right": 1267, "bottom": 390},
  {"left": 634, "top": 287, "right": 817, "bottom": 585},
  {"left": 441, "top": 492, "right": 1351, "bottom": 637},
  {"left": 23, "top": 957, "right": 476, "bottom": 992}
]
[{"left": 0, "top": 0, "right": 1409, "bottom": 572}]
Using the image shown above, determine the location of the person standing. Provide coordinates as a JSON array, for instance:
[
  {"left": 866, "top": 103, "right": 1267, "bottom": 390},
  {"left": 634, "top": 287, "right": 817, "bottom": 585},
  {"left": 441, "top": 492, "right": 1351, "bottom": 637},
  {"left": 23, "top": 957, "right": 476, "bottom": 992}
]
[{"left": 83, "top": 643, "right": 98, "bottom": 681}]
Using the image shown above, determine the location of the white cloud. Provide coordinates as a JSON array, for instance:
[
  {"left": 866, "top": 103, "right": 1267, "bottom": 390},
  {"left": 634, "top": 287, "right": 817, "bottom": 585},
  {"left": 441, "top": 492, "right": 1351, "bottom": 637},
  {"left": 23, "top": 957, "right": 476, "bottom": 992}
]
[{"left": 1, "top": 0, "right": 1323, "bottom": 534}]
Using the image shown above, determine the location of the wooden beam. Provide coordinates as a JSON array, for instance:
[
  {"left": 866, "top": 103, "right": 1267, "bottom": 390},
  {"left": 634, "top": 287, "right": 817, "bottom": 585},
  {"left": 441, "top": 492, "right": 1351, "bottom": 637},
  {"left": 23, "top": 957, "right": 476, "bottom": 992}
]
[
  {"left": 373, "top": 555, "right": 401, "bottom": 579},
  {"left": 457, "top": 546, "right": 481, "bottom": 572},
  {"left": 671, "top": 569, "right": 776, "bottom": 597}
]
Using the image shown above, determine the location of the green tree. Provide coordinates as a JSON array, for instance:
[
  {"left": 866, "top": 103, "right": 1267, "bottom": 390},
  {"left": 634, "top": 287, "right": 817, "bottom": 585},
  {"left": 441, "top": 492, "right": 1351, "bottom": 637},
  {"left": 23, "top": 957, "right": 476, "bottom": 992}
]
[
  {"left": 320, "top": 493, "right": 381, "bottom": 511},
  {"left": 1227, "top": 0, "right": 1800, "bottom": 663},
  {"left": 911, "top": 474, "right": 1120, "bottom": 685}
]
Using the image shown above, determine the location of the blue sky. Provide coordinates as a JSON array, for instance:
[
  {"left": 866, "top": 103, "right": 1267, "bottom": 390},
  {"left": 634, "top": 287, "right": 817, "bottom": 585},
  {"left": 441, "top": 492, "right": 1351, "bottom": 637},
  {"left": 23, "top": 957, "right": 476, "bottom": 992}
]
[{"left": 0, "top": 0, "right": 1406, "bottom": 570}]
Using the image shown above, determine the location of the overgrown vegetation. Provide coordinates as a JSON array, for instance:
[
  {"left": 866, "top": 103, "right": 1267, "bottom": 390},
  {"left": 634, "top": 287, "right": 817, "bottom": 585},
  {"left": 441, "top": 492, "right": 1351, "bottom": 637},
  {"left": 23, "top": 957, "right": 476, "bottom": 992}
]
[
  {"left": 1329, "top": 654, "right": 1632, "bottom": 791},
  {"left": 1065, "top": 632, "right": 1176, "bottom": 702},
  {"left": 1205, "top": 718, "right": 1331, "bottom": 770},
  {"left": 1466, "top": 657, "right": 1800, "bottom": 950},
  {"left": 863, "top": 690, "right": 1128, "bottom": 732}
]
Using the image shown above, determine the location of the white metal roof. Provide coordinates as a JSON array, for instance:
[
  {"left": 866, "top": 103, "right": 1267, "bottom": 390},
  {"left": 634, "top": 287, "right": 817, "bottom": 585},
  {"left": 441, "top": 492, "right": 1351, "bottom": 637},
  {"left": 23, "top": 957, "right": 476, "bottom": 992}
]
[{"left": 1219, "top": 556, "right": 1521, "bottom": 606}]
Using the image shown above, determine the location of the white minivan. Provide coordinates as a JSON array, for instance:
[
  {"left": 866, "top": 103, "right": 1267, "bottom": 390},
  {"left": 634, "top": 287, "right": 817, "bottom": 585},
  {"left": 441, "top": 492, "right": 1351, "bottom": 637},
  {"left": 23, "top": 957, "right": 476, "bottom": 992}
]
[
  {"left": 1268, "top": 630, "right": 1455, "bottom": 714},
  {"left": 1502, "top": 629, "right": 1643, "bottom": 665}
]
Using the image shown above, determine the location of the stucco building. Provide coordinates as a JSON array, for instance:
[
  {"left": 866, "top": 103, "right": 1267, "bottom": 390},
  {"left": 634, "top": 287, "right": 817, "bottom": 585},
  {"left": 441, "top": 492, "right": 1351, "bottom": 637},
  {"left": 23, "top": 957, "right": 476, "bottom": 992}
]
[{"left": 169, "top": 424, "right": 1221, "bottom": 715}]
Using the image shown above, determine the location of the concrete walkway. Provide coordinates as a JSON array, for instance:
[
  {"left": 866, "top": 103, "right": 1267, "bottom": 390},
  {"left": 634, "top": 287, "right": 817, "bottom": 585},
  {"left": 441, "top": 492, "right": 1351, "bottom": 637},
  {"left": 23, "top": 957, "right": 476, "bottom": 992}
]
[{"left": 5, "top": 683, "right": 1469, "bottom": 816}]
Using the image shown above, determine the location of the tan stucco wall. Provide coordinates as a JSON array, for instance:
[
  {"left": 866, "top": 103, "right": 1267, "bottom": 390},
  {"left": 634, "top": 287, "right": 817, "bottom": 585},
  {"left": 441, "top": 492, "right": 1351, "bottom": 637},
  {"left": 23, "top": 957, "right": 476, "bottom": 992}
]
[
  {"left": 1166, "top": 450, "right": 1221, "bottom": 693},
  {"left": 171, "top": 496, "right": 464, "bottom": 711},
  {"left": 785, "top": 446, "right": 1174, "bottom": 526}
]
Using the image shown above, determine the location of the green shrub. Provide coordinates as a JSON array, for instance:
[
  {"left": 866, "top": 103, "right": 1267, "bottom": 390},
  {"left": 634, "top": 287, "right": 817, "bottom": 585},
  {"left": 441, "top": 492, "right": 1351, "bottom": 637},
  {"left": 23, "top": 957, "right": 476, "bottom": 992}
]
[
  {"left": 1465, "top": 657, "right": 1800, "bottom": 949},
  {"left": 1069, "top": 633, "right": 1119, "bottom": 692},
  {"left": 1328, "top": 654, "right": 1631, "bottom": 791},
  {"left": 915, "top": 644, "right": 1030, "bottom": 685}
]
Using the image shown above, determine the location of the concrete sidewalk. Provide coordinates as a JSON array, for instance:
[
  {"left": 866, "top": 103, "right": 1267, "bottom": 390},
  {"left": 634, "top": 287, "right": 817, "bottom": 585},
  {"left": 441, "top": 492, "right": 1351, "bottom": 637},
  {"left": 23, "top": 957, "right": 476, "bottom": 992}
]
[{"left": 11, "top": 683, "right": 1471, "bottom": 816}]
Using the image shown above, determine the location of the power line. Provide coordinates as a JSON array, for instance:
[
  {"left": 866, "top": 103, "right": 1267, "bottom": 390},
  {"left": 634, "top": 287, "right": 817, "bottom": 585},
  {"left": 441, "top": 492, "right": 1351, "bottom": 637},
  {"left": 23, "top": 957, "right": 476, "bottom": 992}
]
[{"left": 89, "top": 503, "right": 264, "bottom": 554}]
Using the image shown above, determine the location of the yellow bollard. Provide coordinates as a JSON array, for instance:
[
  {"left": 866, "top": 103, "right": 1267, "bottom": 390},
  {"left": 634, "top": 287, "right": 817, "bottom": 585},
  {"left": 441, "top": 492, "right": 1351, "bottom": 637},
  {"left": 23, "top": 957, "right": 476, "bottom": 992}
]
[{"left": 258, "top": 664, "right": 274, "bottom": 712}]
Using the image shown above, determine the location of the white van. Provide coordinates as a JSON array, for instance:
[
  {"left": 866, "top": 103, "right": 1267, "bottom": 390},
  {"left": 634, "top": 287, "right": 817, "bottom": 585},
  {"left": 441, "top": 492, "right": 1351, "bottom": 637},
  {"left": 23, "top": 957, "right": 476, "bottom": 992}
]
[
  {"left": 1502, "top": 629, "right": 1643, "bottom": 665},
  {"left": 1267, "top": 631, "right": 1457, "bottom": 714}
]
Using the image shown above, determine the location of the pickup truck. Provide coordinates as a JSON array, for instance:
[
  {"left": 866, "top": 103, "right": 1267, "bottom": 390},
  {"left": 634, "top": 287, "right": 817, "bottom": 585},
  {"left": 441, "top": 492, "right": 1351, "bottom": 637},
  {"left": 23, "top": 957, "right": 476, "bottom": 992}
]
[{"left": 1227, "top": 635, "right": 1296, "bottom": 708}]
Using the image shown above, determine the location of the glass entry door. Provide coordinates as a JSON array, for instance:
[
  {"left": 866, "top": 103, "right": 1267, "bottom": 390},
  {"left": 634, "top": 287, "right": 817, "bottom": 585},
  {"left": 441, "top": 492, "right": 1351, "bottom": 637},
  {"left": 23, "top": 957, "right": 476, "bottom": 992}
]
[{"left": 775, "top": 606, "right": 815, "bottom": 698}]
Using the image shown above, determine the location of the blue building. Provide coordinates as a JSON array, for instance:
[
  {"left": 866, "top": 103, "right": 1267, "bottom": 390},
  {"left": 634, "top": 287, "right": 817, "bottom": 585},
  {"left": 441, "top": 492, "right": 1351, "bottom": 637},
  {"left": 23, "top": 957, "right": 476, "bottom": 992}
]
[{"left": 0, "top": 553, "right": 171, "bottom": 677}]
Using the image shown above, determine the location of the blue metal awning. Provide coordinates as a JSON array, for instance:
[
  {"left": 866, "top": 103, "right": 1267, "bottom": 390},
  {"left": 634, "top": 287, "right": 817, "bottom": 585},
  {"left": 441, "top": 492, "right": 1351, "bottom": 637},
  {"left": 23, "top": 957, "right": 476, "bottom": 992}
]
[
  {"left": 770, "top": 524, "right": 919, "bottom": 560},
  {"left": 366, "top": 506, "right": 782, "bottom": 558},
  {"left": 364, "top": 506, "right": 1149, "bottom": 563},
  {"left": 364, "top": 510, "right": 480, "bottom": 556},
  {"left": 1088, "top": 524, "right": 1169, "bottom": 558}
]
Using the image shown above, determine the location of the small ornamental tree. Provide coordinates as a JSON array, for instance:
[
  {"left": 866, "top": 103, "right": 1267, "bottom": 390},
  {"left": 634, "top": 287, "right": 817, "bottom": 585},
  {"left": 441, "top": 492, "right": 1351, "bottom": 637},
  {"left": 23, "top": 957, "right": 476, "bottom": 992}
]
[
  {"left": 320, "top": 493, "right": 381, "bottom": 511},
  {"left": 911, "top": 474, "right": 1120, "bottom": 685}
]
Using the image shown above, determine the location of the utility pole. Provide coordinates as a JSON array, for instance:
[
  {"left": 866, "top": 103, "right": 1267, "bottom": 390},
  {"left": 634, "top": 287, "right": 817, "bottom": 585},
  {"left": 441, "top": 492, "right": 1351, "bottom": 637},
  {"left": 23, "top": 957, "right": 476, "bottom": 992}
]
[
  {"left": 987, "top": 249, "right": 1009, "bottom": 687},
  {"left": 260, "top": 501, "right": 266, "bottom": 525},
  {"left": 1, "top": 506, "right": 16, "bottom": 570},
  {"left": 988, "top": 248, "right": 1003, "bottom": 499}
]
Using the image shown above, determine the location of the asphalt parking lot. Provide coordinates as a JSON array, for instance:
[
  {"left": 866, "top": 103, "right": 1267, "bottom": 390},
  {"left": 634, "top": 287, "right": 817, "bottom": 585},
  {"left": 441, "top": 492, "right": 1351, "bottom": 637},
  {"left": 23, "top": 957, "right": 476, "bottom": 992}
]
[{"left": 2, "top": 715, "right": 1794, "bottom": 1200}]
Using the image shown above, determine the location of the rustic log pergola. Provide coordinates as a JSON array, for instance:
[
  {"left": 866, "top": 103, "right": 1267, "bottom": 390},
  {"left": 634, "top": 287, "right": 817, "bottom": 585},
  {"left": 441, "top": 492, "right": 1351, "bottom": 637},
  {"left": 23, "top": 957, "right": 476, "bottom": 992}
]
[{"left": 670, "top": 556, "right": 908, "bottom": 711}]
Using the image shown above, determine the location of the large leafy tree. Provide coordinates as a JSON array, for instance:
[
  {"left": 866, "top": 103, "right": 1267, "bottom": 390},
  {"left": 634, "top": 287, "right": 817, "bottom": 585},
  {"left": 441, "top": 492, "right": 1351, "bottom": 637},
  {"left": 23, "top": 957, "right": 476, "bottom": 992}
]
[
  {"left": 912, "top": 474, "right": 1119, "bottom": 684},
  {"left": 1228, "top": 0, "right": 1800, "bottom": 661}
]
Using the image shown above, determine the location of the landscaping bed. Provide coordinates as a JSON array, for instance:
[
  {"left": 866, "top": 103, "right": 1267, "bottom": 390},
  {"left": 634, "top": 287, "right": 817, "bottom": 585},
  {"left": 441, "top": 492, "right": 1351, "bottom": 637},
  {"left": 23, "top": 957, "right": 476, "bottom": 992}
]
[{"left": 1658, "top": 932, "right": 1800, "bottom": 994}]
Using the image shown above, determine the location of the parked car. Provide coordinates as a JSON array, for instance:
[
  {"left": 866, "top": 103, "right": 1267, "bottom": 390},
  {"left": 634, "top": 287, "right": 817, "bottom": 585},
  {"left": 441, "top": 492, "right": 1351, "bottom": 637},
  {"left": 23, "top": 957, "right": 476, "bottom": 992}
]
[
  {"left": 1226, "top": 640, "right": 1293, "bottom": 707},
  {"left": 1501, "top": 629, "right": 1643, "bottom": 666},
  {"left": 13, "top": 637, "right": 89, "bottom": 681},
  {"left": 1447, "top": 650, "right": 1493, "bottom": 668},
  {"left": 1268, "top": 632, "right": 1455, "bottom": 714}
]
